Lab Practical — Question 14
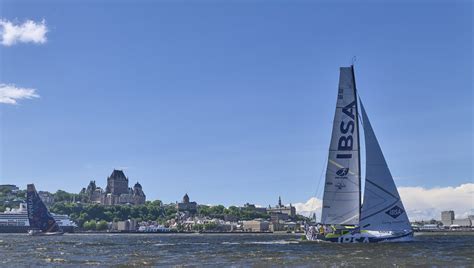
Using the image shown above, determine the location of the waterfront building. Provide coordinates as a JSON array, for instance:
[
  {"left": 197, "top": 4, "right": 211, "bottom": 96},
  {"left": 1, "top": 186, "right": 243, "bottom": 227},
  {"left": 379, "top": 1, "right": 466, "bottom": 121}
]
[
  {"left": 418, "top": 224, "right": 441, "bottom": 231},
  {"left": 271, "top": 212, "right": 290, "bottom": 222},
  {"left": 177, "top": 193, "right": 197, "bottom": 214},
  {"left": 137, "top": 221, "right": 171, "bottom": 233},
  {"left": 112, "top": 219, "right": 138, "bottom": 232},
  {"left": 270, "top": 212, "right": 301, "bottom": 231},
  {"left": 451, "top": 218, "right": 472, "bottom": 227},
  {"left": 267, "top": 196, "right": 296, "bottom": 218},
  {"left": 439, "top": 210, "right": 473, "bottom": 228},
  {"left": 243, "top": 219, "right": 271, "bottom": 232},
  {"left": 441, "top": 211, "right": 455, "bottom": 226}
]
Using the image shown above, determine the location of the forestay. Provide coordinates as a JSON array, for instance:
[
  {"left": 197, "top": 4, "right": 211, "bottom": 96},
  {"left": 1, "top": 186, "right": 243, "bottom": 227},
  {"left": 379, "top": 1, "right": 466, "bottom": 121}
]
[
  {"left": 359, "top": 102, "right": 411, "bottom": 231},
  {"left": 321, "top": 67, "right": 361, "bottom": 225}
]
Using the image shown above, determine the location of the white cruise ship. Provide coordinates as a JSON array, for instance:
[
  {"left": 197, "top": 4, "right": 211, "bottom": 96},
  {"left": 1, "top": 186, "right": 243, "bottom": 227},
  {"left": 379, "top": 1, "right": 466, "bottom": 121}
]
[{"left": 0, "top": 203, "right": 77, "bottom": 233}]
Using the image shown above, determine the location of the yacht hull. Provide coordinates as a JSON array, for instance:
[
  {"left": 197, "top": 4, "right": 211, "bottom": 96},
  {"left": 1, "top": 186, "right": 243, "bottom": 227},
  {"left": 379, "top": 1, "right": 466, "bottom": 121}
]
[
  {"left": 28, "top": 230, "right": 64, "bottom": 236},
  {"left": 305, "top": 229, "right": 413, "bottom": 243}
]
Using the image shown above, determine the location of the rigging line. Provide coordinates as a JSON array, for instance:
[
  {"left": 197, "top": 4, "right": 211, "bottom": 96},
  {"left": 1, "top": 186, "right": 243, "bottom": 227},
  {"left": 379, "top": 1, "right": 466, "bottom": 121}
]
[{"left": 314, "top": 156, "right": 327, "bottom": 200}]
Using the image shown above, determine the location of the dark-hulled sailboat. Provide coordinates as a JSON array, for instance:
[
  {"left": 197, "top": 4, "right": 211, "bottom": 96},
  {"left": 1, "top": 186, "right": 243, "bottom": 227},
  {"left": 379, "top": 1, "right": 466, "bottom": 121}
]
[
  {"left": 26, "top": 184, "right": 64, "bottom": 236},
  {"left": 305, "top": 66, "right": 413, "bottom": 243}
]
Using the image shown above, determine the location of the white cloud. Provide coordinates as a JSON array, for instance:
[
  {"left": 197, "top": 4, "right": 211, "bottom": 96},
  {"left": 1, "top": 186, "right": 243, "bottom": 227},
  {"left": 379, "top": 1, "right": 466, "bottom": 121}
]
[
  {"left": 293, "top": 183, "right": 474, "bottom": 221},
  {"left": 399, "top": 183, "right": 474, "bottom": 221},
  {"left": 0, "top": 83, "right": 39, "bottom": 104},
  {"left": 0, "top": 19, "right": 48, "bottom": 46},
  {"left": 293, "top": 197, "right": 322, "bottom": 219}
]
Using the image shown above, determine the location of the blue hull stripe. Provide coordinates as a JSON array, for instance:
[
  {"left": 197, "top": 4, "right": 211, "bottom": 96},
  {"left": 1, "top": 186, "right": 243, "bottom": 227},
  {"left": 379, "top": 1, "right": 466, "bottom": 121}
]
[{"left": 324, "top": 231, "right": 413, "bottom": 243}]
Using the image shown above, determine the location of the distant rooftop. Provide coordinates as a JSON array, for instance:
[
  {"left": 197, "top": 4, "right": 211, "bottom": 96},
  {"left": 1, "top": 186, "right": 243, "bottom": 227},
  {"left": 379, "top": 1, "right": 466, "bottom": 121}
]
[{"left": 109, "top": 169, "right": 128, "bottom": 181}]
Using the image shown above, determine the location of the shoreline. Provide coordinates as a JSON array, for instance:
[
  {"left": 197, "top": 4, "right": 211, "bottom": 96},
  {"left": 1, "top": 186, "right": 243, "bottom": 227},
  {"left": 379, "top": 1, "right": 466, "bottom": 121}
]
[{"left": 2, "top": 231, "right": 473, "bottom": 236}]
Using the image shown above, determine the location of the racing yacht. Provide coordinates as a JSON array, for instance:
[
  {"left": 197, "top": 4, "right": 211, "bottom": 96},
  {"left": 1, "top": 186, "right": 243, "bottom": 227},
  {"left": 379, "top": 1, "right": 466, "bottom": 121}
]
[
  {"left": 26, "top": 184, "right": 64, "bottom": 236},
  {"left": 305, "top": 66, "right": 413, "bottom": 243}
]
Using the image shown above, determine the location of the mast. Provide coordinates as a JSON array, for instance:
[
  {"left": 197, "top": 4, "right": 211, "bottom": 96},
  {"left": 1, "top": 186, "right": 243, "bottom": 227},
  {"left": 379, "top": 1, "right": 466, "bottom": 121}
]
[{"left": 351, "top": 65, "right": 362, "bottom": 220}]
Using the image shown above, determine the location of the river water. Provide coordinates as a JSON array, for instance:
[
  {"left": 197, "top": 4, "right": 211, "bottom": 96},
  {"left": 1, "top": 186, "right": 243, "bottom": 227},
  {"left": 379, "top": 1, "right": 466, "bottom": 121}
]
[{"left": 0, "top": 232, "right": 472, "bottom": 266}]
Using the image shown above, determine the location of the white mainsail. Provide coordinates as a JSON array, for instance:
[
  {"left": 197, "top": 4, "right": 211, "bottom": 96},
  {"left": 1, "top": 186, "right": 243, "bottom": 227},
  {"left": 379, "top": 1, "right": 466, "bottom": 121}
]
[
  {"left": 359, "top": 101, "right": 411, "bottom": 231},
  {"left": 321, "top": 67, "right": 361, "bottom": 225}
]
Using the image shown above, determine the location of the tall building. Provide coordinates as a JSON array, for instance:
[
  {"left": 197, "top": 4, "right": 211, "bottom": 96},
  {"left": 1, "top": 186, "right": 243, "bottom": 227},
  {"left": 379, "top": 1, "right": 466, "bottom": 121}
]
[
  {"left": 441, "top": 210, "right": 455, "bottom": 226},
  {"left": 106, "top": 170, "right": 129, "bottom": 195},
  {"left": 84, "top": 170, "right": 146, "bottom": 205}
]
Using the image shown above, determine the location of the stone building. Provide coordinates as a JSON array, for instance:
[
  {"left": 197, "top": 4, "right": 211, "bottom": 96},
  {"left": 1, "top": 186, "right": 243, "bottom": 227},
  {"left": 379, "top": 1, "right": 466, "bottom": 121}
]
[
  {"left": 177, "top": 193, "right": 197, "bottom": 214},
  {"left": 242, "top": 203, "right": 267, "bottom": 214},
  {"left": 267, "top": 196, "right": 296, "bottom": 218},
  {"left": 132, "top": 183, "right": 146, "bottom": 205},
  {"left": 243, "top": 220, "right": 271, "bottom": 232},
  {"left": 84, "top": 170, "right": 146, "bottom": 205},
  {"left": 84, "top": 180, "right": 104, "bottom": 204},
  {"left": 106, "top": 170, "right": 129, "bottom": 195}
]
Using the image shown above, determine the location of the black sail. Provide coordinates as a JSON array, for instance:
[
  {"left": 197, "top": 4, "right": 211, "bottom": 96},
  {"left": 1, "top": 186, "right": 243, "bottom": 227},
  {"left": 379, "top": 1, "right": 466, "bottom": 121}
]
[{"left": 26, "top": 184, "right": 60, "bottom": 233}]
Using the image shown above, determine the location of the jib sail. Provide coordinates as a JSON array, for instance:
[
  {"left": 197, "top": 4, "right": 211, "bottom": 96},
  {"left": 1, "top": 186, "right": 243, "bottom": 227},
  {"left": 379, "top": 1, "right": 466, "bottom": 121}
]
[{"left": 359, "top": 102, "right": 411, "bottom": 231}]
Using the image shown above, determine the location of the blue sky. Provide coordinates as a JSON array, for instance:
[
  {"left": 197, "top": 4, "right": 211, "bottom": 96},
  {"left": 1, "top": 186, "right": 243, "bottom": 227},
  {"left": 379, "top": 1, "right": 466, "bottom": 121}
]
[{"left": 0, "top": 0, "right": 472, "bottom": 207}]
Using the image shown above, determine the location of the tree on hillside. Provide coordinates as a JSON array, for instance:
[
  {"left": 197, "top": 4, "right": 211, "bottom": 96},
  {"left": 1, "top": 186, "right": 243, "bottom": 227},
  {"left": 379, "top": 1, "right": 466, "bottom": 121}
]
[{"left": 96, "top": 220, "right": 108, "bottom": 231}]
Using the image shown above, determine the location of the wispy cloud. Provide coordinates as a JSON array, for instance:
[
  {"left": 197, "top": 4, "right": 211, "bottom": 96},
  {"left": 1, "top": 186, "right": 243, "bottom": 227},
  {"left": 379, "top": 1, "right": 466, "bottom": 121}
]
[
  {"left": 0, "top": 83, "right": 39, "bottom": 104},
  {"left": 294, "top": 183, "right": 474, "bottom": 221},
  {"left": 0, "top": 19, "right": 48, "bottom": 46}
]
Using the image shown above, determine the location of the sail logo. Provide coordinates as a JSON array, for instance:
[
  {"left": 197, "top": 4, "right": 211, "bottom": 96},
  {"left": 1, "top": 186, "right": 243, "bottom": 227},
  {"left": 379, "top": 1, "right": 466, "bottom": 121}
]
[
  {"left": 336, "top": 168, "right": 349, "bottom": 176},
  {"left": 336, "top": 100, "right": 356, "bottom": 159},
  {"left": 386, "top": 205, "right": 405, "bottom": 219},
  {"left": 335, "top": 182, "right": 346, "bottom": 190}
]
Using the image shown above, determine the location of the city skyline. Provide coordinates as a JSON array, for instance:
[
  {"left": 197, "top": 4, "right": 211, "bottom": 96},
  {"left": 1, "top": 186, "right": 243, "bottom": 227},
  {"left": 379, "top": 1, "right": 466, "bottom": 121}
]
[
  {"left": 1, "top": 1, "right": 472, "bottom": 221},
  {"left": 1, "top": 170, "right": 472, "bottom": 222}
]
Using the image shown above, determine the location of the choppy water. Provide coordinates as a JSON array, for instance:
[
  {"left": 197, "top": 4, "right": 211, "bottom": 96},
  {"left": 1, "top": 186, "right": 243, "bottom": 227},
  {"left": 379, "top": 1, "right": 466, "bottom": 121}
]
[{"left": 0, "top": 232, "right": 472, "bottom": 266}]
